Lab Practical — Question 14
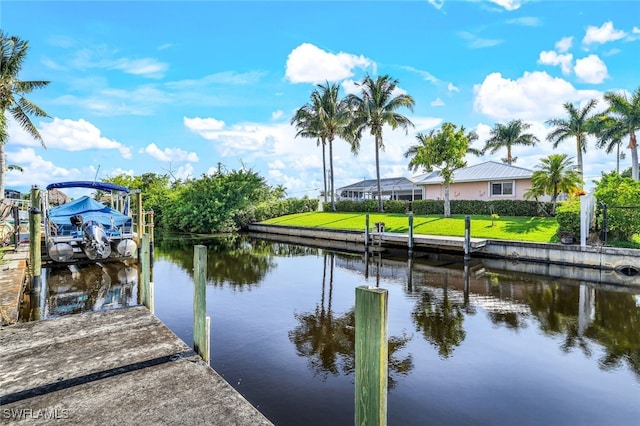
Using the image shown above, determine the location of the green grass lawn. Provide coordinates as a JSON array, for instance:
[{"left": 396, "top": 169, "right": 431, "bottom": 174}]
[{"left": 261, "top": 212, "right": 560, "bottom": 243}]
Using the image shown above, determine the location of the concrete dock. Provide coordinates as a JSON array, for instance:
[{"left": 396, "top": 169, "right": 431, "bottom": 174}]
[
  {"left": 0, "top": 245, "right": 28, "bottom": 326},
  {"left": 0, "top": 306, "right": 273, "bottom": 425}
]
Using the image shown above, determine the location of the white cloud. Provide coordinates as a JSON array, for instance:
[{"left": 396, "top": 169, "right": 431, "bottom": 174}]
[
  {"left": 506, "top": 17, "right": 541, "bottom": 27},
  {"left": 447, "top": 82, "right": 460, "bottom": 93},
  {"left": 342, "top": 79, "right": 360, "bottom": 95},
  {"left": 473, "top": 71, "right": 601, "bottom": 121},
  {"left": 285, "top": 43, "right": 374, "bottom": 84},
  {"left": 402, "top": 66, "right": 439, "bottom": 84},
  {"left": 10, "top": 117, "right": 132, "bottom": 159},
  {"left": 583, "top": 21, "right": 627, "bottom": 45},
  {"left": 555, "top": 36, "right": 573, "bottom": 53},
  {"left": 488, "top": 0, "right": 522, "bottom": 11},
  {"left": 412, "top": 117, "right": 443, "bottom": 132},
  {"left": 427, "top": 0, "right": 444, "bottom": 9},
  {"left": 431, "top": 98, "right": 445, "bottom": 107},
  {"left": 271, "top": 110, "right": 284, "bottom": 120},
  {"left": 143, "top": 143, "right": 199, "bottom": 163},
  {"left": 634, "top": 27, "right": 640, "bottom": 34},
  {"left": 574, "top": 55, "right": 609, "bottom": 84},
  {"left": 110, "top": 58, "right": 168, "bottom": 78},
  {"left": 458, "top": 31, "right": 503, "bottom": 48},
  {"left": 183, "top": 117, "right": 226, "bottom": 132},
  {"left": 538, "top": 51, "right": 573, "bottom": 74}
]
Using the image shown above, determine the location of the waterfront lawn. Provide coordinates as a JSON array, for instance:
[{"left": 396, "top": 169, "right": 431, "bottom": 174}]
[{"left": 261, "top": 212, "right": 560, "bottom": 243}]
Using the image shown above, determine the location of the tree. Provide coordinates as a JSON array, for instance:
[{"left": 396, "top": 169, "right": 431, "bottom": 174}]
[
  {"left": 546, "top": 99, "right": 598, "bottom": 178},
  {"left": 404, "top": 122, "right": 469, "bottom": 218},
  {"left": 525, "top": 154, "right": 583, "bottom": 215},
  {"left": 594, "top": 114, "right": 627, "bottom": 174},
  {"left": 346, "top": 75, "right": 415, "bottom": 212},
  {"left": 291, "top": 82, "right": 350, "bottom": 211},
  {"left": 291, "top": 91, "right": 328, "bottom": 205},
  {"left": 0, "top": 31, "right": 50, "bottom": 198},
  {"left": 601, "top": 87, "right": 640, "bottom": 180},
  {"left": 483, "top": 119, "right": 539, "bottom": 165}
]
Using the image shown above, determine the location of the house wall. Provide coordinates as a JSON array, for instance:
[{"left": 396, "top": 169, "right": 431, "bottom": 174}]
[{"left": 422, "top": 178, "right": 534, "bottom": 201}]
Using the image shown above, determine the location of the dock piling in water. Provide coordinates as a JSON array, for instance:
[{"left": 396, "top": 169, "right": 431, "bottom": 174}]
[
  {"left": 464, "top": 215, "right": 471, "bottom": 261},
  {"left": 194, "top": 245, "right": 210, "bottom": 363},
  {"left": 140, "top": 233, "right": 153, "bottom": 313},
  {"left": 355, "top": 285, "right": 388, "bottom": 426},
  {"left": 28, "top": 186, "right": 42, "bottom": 287}
]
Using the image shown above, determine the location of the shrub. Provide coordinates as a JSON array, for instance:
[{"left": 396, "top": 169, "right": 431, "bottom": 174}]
[
  {"left": 595, "top": 172, "right": 640, "bottom": 241},
  {"left": 555, "top": 197, "right": 581, "bottom": 238}
]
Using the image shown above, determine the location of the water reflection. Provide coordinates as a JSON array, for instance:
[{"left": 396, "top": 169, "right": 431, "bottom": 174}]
[
  {"left": 288, "top": 253, "right": 414, "bottom": 388},
  {"left": 37, "top": 262, "right": 137, "bottom": 319}
]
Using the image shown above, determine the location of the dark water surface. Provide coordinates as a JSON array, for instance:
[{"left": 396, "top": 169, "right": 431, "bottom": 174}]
[{"left": 42, "top": 235, "right": 640, "bottom": 426}]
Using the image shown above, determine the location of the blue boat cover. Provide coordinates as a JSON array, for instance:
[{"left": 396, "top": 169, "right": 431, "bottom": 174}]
[
  {"left": 49, "top": 196, "right": 131, "bottom": 227},
  {"left": 46, "top": 181, "right": 130, "bottom": 193}
]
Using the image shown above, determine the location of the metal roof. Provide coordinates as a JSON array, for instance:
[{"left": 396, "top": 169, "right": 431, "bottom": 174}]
[
  {"left": 337, "top": 177, "right": 421, "bottom": 193},
  {"left": 413, "top": 161, "right": 533, "bottom": 185}
]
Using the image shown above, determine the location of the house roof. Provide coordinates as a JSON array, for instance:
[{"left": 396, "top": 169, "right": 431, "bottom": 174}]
[
  {"left": 413, "top": 161, "right": 533, "bottom": 185},
  {"left": 337, "top": 177, "right": 421, "bottom": 193}
]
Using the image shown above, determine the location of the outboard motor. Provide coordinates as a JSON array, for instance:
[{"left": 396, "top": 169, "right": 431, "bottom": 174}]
[
  {"left": 70, "top": 215, "right": 84, "bottom": 228},
  {"left": 81, "top": 221, "right": 111, "bottom": 260}
]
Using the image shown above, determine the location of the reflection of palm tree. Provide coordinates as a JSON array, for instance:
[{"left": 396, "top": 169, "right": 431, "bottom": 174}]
[
  {"left": 411, "top": 280, "right": 466, "bottom": 358},
  {"left": 154, "top": 234, "right": 277, "bottom": 287},
  {"left": 289, "top": 252, "right": 414, "bottom": 387}
]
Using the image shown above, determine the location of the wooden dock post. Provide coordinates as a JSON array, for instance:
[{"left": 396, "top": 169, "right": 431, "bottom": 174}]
[
  {"left": 194, "top": 245, "right": 210, "bottom": 363},
  {"left": 355, "top": 286, "right": 388, "bottom": 426},
  {"left": 464, "top": 215, "right": 471, "bottom": 261},
  {"left": 149, "top": 210, "right": 155, "bottom": 266},
  {"left": 365, "top": 213, "right": 370, "bottom": 248},
  {"left": 29, "top": 186, "right": 42, "bottom": 284},
  {"left": 408, "top": 213, "right": 414, "bottom": 256},
  {"left": 140, "top": 234, "right": 154, "bottom": 313}
]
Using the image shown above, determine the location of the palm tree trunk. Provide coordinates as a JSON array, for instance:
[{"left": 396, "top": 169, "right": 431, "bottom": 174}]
[
  {"left": 329, "top": 138, "right": 336, "bottom": 211},
  {"left": 576, "top": 137, "right": 584, "bottom": 178},
  {"left": 0, "top": 143, "right": 5, "bottom": 199},
  {"left": 630, "top": 132, "right": 638, "bottom": 180},
  {"left": 444, "top": 182, "right": 451, "bottom": 218},
  {"left": 507, "top": 146, "right": 512, "bottom": 165},
  {"left": 375, "top": 134, "right": 383, "bottom": 213},
  {"left": 616, "top": 142, "right": 620, "bottom": 174},
  {"left": 322, "top": 140, "right": 327, "bottom": 203}
]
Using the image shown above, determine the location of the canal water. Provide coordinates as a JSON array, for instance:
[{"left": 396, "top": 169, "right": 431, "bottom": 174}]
[{"left": 39, "top": 234, "right": 640, "bottom": 426}]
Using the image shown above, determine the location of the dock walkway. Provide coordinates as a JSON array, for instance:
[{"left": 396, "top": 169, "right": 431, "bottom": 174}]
[
  {"left": 0, "top": 306, "right": 273, "bottom": 425},
  {"left": 0, "top": 245, "right": 28, "bottom": 326}
]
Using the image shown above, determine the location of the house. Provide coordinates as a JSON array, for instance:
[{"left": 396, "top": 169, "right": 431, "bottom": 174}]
[
  {"left": 413, "top": 161, "right": 538, "bottom": 201},
  {"left": 337, "top": 177, "right": 423, "bottom": 201}
]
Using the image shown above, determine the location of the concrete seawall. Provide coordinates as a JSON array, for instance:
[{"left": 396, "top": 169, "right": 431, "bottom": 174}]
[{"left": 247, "top": 224, "right": 640, "bottom": 287}]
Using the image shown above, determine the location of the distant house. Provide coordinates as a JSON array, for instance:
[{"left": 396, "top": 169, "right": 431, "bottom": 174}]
[
  {"left": 337, "top": 177, "right": 423, "bottom": 201},
  {"left": 413, "top": 161, "right": 540, "bottom": 201}
]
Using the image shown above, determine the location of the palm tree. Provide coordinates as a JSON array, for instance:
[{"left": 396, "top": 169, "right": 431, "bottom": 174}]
[
  {"left": 483, "top": 119, "right": 539, "bottom": 165},
  {"left": 292, "top": 82, "right": 351, "bottom": 211},
  {"left": 545, "top": 100, "right": 598, "bottom": 178},
  {"left": 601, "top": 87, "right": 640, "bottom": 180},
  {"left": 525, "top": 153, "right": 583, "bottom": 215},
  {"left": 0, "top": 31, "right": 50, "bottom": 198},
  {"left": 346, "top": 75, "right": 415, "bottom": 213},
  {"left": 594, "top": 114, "right": 626, "bottom": 174},
  {"left": 291, "top": 94, "right": 327, "bottom": 203}
]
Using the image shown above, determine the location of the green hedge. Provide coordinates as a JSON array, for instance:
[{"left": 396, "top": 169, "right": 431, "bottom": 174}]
[
  {"left": 235, "top": 198, "right": 319, "bottom": 229},
  {"left": 326, "top": 199, "right": 554, "bottom": 217},
  {"left": 555, "top": 198, "right": 581, "bottom": 237}
]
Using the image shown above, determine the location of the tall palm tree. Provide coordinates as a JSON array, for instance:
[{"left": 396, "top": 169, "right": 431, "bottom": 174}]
[
  {"left": 346, "top": 75, "right": 415, "bottom": 212},
  {"left": 602, "top": 87, "right": 640, "bottom": 180},
  {"left": 315, "top": 82, "right": 352, "bottom": 211},
  {"left": 594, "top": 114, "right": 626, "bottom": 174},
  {"left": 545, "top": 99, "right": 598, "bottom": 178},
  {"left": 291, "top": 94, "right": 327, "bottom": 203},
  {"left": 525, "top": 153, "right": 583, "bottom": 215},
  {"left": 483, "top": 119, "right": 539, "bottom": 165},
  {"left": 0, "top": 31, "right": 50, "bottom": 198}
]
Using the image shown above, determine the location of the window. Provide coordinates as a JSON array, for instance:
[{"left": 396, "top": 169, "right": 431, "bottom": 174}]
[{"left": 490, "top": 181, "right": 514, "bottom": 196}]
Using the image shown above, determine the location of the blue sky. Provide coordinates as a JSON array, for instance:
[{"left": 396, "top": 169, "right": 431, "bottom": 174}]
[{"left": 3, "top": 0, "right": 639, "bottom": 196}]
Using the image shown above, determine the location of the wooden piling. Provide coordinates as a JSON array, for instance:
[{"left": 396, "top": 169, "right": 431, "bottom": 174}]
[
  {"left": 194, "top": 245, "right": 209, "bottom": 363},
  {"left": 365, "top": 213, "right": 370, "bottom": 248},
  {"left": 408, "top": 213, "right": 414, "bottom": 256},
  {"left": 29, "top": 186, "right": 42, "bottom": 281},
  {"left": 464, "top": 215, "right": 471, "bottom": 261},
  {"left": 140, "top": 234, "right": 153, "bottom": 313},
  {"left": 355, "top": 286, "right": 388, "bottom": 426}
]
